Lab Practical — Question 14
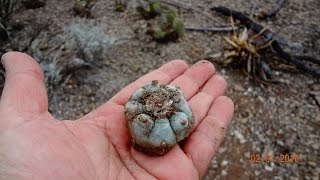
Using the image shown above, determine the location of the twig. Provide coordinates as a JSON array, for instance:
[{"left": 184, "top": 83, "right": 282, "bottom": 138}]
[
  {"left": 211, "top": 6, "right": 320, "bottom": 76},
  {"left": 0, "top": 22, "right": 9, "bottom": 41},
  {"left": 185, "top": 26, "right": 236, "bottom": 32},
  {"left": 44, "top": 43, "right": 64, "bottom": 56},
  {"left": 154, "top": 0, "right": 221, "bottom": 24},
  {"left": 21, "top": 20, "right": 53, "bottom": 52},
  {"left": 211, "top": 6, "right": 275, "bottom": 40}
]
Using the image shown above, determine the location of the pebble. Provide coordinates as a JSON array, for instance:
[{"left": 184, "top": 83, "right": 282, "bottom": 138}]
[
  {"left": 234, "top": 130, "right": 246, "bottom": 144},
  {"left": 269, "top": 97, "right": 276, "bottom": 104},
  {"left": 308, "top": 161, "right": 316, "bottom": 167},
  {"left": 221, "top": 160, "right": 228, "bottom": 166},
  {"left": 258, "top": 134, "right": 266, "bottom": 143},
  {"left": 221, "top": 170, "right": 227, "bottom": 176},
  {"left": 265, "top": 165, "right": 273, "bottom": 171},
  {"left": 311, "top": 143, "right": 320, "bottom": 150},
  {"left": 234, "top": 84, "right": 245, "bottom": 92},
  {"left": 218, "top": 147, "right": 227, "bottom": 154},
  {"left": 258, "top": 96, "right": 265, "bottom": 103},
  {"left": 276, "top": 140, "right": 285, "bottom": 147},
  {"left": 244, "top": 152, "right": 250, "bottom": 158},
  {"left": 255, "top": 170, "right": 260, "bottom": 176}
]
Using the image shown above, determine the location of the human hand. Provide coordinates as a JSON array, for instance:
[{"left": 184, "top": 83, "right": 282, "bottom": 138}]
[{"left": 0, "top": 52, "right": 234, "bottom": 180}]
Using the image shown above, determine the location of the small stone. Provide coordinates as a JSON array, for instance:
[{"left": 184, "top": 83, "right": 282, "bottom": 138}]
[
  {"left": 258, "top": 134, "right": 265, "bottom": 143},
  {"left": 244, "top": 152, "right": 250, "bottom": 158},
  {"left": 240, "top": 117, "right": 249, "bottom": 124},
  {"left": 161, "top": 141, "right": 167, "bottom": 148},
  {"left": 221, "top": 160, "right": 228, "bottom": 166},
  {"left": 265, "top": 165, "right": 273, "bottom": 171},
  {"left": 234, "top": 84, "right": 244, "bottom": 92},
  {"left": 258, "top": 96, "right": 264, "bottom": 103},
  {"left": 269, "top": 97, "right": 276, "bottom": 104},
  {"left": 221, "top": 170, "right": 227, "bottom": 176},
  {"left": 218, "top": 147, "right": 227, "bottom": 154},
  {"left": 308, "top": 161, "right": 317, "bottom": 167},
  {"left": 254, "top": 170, "right": 260, "bottom": 176},
  {"left": 130, "top": 64, "right": 140, "bottom": 72},
  {"left": 234, "top": 130, "right": 246, "bottom": 144},
  {"left": 311, "top": 143, "right": 320, "bottom": 150},
  {"left": 276, "top": 140, "right": 285, "bottom": 147}
]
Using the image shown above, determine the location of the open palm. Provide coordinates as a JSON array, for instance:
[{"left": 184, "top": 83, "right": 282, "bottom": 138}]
[{"left": 0, "top": 52, "right": 233, "bottom": 180}]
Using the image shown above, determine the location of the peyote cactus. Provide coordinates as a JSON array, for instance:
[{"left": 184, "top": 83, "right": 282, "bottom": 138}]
[{"left": 124, "top": 80, "right": 194, "bottom": 155}]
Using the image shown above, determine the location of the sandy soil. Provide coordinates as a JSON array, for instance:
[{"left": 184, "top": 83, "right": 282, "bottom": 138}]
[{"left": 0, "top": 0, "right": 319, "bottom": 179}]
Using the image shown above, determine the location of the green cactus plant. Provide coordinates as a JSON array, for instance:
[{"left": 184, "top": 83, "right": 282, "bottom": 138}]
[
  {"left": 152, "top": 10, "right": 185, "bottom": 42},
  {"left": 136, "top": 2, "right": 185, "bottom": 42},
  {"left": 152, "top": 29, "right": 166, "bottom": 40},
  {"left": 136, "top": 2, "right": 162, "bottom": 19},
  {"left": 149, "top": 2, "right": 161, "bottom": 15}
]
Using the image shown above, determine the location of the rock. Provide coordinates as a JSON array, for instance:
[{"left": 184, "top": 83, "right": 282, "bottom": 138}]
[
  {"left": 218, "top": 147, "right": 227, "bottom": 154},
  {"left": 244, "top": 152, "right": 250, "bottom": 158},
  {"left": 269, "top": 97, "right": 276, "bottom": 104},
  {"left": 234, "top": 84, "right": 244, "bottom": 92},
  {"left": 311, "top": 143, "right": 320, "bottom": 150},
  {"left": 221, "top": 170, "right": 227, "bottom": 176},
  {"left": 221, "top": 160, "right": 228, "bottom": 166},
  {"left": 265, "top": 165, "right": 273, "bottom": 171},
  {"left": 276, "top": 140, "right": 285, "bottom": 147},
  {"left": 234, "top": 130, "right": 246, "bottom": 144},
  {"left": 258, "top": 96, "right": 265, "bottom": 103},
  {"left": 130, "top": 64, "right": 140, "bottom": 72},
  {"left": 308, "top": 161, "right": 316, "bottom": 167},
  {"left": 255, "top": 170, "right": 260, "bottom": 176}
]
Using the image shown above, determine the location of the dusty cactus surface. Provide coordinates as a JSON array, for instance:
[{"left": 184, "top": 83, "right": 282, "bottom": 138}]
[{"left": 124, "top": 80, "right": 194, "bottom": 155}]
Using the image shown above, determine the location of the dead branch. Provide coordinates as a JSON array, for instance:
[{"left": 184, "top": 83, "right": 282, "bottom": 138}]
[
  {"left": 211, "top": 6, "right": 320, "bottom": 76},
  {"left": 185, "top": 26, "right": 236, "bottom": 32},
  {"left": 0, "top": 22, "right": 9, "bottom": 41},
  {"left": 154, "top": 0, "right": 221, "bottom": 24}
]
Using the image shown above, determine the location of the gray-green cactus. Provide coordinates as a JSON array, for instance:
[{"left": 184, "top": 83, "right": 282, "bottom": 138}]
[{"left": 124, "top": 80, "right": 194, "bottom": 155}]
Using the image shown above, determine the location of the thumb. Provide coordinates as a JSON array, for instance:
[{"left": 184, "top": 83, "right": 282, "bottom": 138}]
[{"left": 0, "top": 52, "right": 48, "bottom": 113}]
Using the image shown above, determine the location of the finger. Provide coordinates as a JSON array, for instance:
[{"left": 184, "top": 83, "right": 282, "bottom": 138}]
[
  {"left": 188, "top": 75, "right": 227, "bottom": 132},
  {"left": 183, "top": 96, "right": 234, "bottom": 177},
  {"left": 131, "top": 145, "right": 199, "bottom": 179},
  {"left": 0, "top": 52, "right": 48, "bottom": 113},
  {"left": 170, "top": 60, "right": 215, "bottom": 100},
  {"left": 83, "top": 60, "right": 188, "bottom": 119}
]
